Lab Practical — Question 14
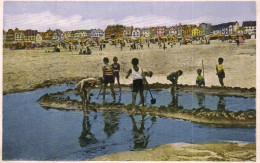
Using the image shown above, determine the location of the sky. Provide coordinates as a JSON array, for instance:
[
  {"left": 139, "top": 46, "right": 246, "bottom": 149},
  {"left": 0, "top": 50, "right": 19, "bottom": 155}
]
[{"left": 3, "top": 1, "right": 256, "bottom": 31}]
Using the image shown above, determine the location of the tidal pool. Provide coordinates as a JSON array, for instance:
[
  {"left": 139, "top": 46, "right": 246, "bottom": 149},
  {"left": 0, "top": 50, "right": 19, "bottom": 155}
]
[{"left": 3, "top": 84, "right": 255, "bottom": 160}]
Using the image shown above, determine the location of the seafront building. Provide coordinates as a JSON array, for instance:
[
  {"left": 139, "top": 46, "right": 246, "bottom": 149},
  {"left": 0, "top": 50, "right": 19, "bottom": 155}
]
[
  {"left": 105, "top": 25, "right": 124, "bottom": 40},
  {"left": 199, "top": 23, "right": 212, "bottom": 36},
  {"left": 123, "top": 26, "right": 133, "bottom": 39},
  {"left": 211, "top": 21, "right": 239, "bottom": 35},
  {"left": 242, "top": 21, "right": 256, "bottom": 35},
  {"left": 3, "top": 20, "right": 257, "bottom": 43},
  {"left": 131, "top": 28, "right": 142, "bottom": 40}
]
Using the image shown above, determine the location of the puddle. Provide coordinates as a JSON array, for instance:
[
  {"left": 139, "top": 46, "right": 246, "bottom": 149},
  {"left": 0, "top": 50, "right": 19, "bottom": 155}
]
[{"left": 3, "top": 84, "right": 256, "bottom": 160}]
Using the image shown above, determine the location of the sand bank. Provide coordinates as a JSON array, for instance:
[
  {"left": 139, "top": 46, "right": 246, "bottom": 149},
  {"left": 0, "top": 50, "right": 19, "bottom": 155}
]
[{"left": 89, "top": 142, "right": 256, "bottom": 161}]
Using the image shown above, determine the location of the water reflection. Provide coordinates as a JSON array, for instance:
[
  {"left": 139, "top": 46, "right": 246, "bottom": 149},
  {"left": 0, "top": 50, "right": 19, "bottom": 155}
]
[
  {"left": 79, "top": 109, "right": 96, "bottom": 147},
  {"left": 169, "top": 91, "right": 183, "bottom": 109},
  {"left": 102, "top": 112, "right": 120, "bottom": 137},
  {"left": 217, "top": 96, "right": 226, "bottom": 111},
  {"left": 195, "top": 93, "right": 206, "bottom": 109},
  {"left": 130, "top": 115, "right": 149, "bottom": 149}
]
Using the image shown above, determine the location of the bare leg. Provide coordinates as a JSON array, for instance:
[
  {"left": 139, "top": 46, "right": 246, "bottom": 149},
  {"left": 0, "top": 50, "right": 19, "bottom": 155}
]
[
  {"left": 140, "top": 90, "right": 144, "bottom": 106},
  {"left": 116, "top": 76, "right": 121, "bottom": 89},
  {"left": 80, "top": 94, "right": 85, "bottom": 111},
  {"left": 132, "top": 92, "right": 137, "bottom": 106},
  {"left": 219, "top": 78, "right": 224, "bottom": 87},
  {"left": 116, "top": 76, "right": 121, "bottom": 96},
  {"left": 103, "top": 84, "right": 107, "bottom": 102}
]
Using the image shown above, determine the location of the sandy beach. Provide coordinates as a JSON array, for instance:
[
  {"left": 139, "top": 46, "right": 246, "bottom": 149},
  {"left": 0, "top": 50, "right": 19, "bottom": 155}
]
[
  {"left": 89, "top": 142, "right": 256, "bottom": 161},
  {"left": 3, "top": 40, "right": 256, "bottom": 94}
]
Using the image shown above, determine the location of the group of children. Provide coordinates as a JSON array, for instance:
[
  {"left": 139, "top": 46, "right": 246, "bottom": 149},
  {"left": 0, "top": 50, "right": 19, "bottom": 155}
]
[
  {"left": 76, "top": 57, "right": 225, "bottom": 108},
  {"left": 195, "top": 57, "right": 225, "bottom": 87}
]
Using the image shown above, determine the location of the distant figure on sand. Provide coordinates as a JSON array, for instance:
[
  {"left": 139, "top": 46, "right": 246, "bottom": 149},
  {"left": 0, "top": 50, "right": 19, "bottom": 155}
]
[
  {"left": 112, "top": 57, "right": 121, "bottom": 90},
  {"left": 163, "top": 43, "right": 166, "bottom": 50},
  {"left": 126, "top": 58, "right": 153, "bottom": 106},
  {"left": 167, "top": 70, "right": 183, "bottom": 93},
  {"left": 102, "top": 57, "right": 116, "bottom": 102},
  {"left": 99, "top": 43, "right": 103, "bottom": 51},
  {"left": 216, "top": 57, "right": 225, "bottom": 87},
  {"left": 196, "top": 69, "right": 205, "bottom": 87},
  {"left": 76, "top": 77, "right": 103, "bottom": 110}
]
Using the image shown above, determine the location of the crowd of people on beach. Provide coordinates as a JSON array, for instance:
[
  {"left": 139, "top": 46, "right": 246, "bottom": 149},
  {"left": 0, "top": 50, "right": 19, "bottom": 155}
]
[{"left": 76, "top": 56, "right": 225, "bottom": 109}]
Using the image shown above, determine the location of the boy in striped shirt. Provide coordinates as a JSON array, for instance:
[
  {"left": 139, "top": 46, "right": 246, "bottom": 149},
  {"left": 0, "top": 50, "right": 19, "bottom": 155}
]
[{"left": 102, "top": 57, "right": 116, "bottom": 102}]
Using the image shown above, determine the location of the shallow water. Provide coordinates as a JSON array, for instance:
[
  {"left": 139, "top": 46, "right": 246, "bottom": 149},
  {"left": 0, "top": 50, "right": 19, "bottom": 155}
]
[
  {"left": 56, "top": 86, "right": 255, "bottom": 112},
  {"left": 3, "top": 84, "right": 255, "bottom": 160}
]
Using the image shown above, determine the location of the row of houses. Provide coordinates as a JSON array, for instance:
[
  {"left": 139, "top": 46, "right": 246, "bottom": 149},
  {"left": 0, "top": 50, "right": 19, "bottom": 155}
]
[
  {"left": 3, "top": 28, "right": 105, "bottom": 43},
  {"left": 107, "top": 21, "right": 256, "bottom": 40},
  {"left": 3, "top": 21, "right": 256, "bottom": 42}
]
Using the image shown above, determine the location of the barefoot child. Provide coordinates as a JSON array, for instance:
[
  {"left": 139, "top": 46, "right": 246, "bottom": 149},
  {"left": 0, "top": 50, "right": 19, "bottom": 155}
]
[
  {"left": 167, "top": 70, "right": 183, "bottom": 91},
  {"left": 216, "top": 57, "right": 225, "bottom": 87},
  {"left": 126, "top": 58, "right": 152, "bottom": 106},
  {"left": 196, "top": 69, "right": 205, "bottom": 87},
  {"left": 167, "top": 70, "right": 183, "bottom": 106},
  {"left": 112, "top": 57, "right": 121, "bottom": 90},
  {"left": 102, "top": 57, "right": 116, "bottom": 102},
  {"left": 76, "top": 77, "right": 103, "bottom": 110}
]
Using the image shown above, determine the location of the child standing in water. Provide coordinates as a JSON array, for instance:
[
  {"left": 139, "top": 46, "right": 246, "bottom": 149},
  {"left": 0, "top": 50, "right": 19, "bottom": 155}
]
[
  {"left": 216, "top": 57, "right": 225, "bottom": 87},
  {"left": 76, "top": 77, "right": 103, "bottom": 110},
  {"left": 167, "top": 70, "right": 183, "bottom": 107},
  {"left": 126, "top": 58, "right": 152, "bottom": 106},
  {"left": 102, "top": 57, "right": 116, "bottom": 102},
  {"left": 196, "top": 69, "right": 205, "bottom": 87},
  {"left": 112, "top": 57, "right": 121, "bottom": 90},
  {"left": 167, "top": 70, "right": 183, "bottom": 91}
]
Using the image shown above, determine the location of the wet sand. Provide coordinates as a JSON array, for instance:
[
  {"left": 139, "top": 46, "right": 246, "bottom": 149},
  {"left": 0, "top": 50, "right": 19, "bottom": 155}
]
[
  {"left": 89, "top": 142, "right": 256, "bottom": 161},
  {"left": 38, "top": 89, "right": 256, "bottom": 128},
  {"left": 3, "top": 40, "right": 256, "bottom": 94}
]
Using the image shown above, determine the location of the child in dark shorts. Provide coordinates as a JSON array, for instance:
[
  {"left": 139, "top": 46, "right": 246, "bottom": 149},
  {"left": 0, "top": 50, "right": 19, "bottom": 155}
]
[
  {"left": 102, "top": 57, "right": 116, "bottom": 102},
  {"left": 112, "top": 57, "right": 121, "bottom": 90},
  {"left": 126, "top": 58, "right": 153, "bottom": 106},
  {"left": 216, "top": 57, "right": 225, "bottom": 87}
]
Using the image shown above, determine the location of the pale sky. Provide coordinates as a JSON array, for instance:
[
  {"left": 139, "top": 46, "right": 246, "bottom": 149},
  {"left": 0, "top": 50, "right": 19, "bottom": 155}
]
[{"left": 3, "top": 1, "right": 256, "bottom": 31}]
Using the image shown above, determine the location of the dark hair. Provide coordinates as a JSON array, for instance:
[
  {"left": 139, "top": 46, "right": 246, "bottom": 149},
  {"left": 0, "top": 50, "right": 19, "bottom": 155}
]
[
  {"left": 148, "top": 71, "right": 153, "bottom": 77},
  {"left": 197, "top": 69, "right": 202, "bottom": 73},
  {"left": 177, "top": 70, "right": 183, "bottom": 75},
  {"left": 218, "top": 57, "right": 224, "bottom": 62},
  {"left": 113, "top": 57, "right": 118, "bottom": 61},
  {"left": 103, "top": 57, "right": 109, "bottom": 63},
  {"left": 131, "top": 58, "right": 139, "bottom": 65}
]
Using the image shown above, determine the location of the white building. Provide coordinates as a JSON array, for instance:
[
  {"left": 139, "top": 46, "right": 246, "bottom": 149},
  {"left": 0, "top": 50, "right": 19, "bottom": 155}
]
[
  {"left": 211, "top": 21, "right": 239, "bottom": 35},
  {"left": 74, "top": 30, "right": 89, "bottom": 39},
  {"left": 132, "top": 28, "right": 141, "bottom": 40},
  {"left": 242, "top": 21, "right": 256, "bottom": 35},
  {"left": 35, "top": 33, "right": 43, "bottom": 44},
  {"left": 141, "top": 28, "right": 150, "bottom": 38},
  {"left": 90, "top": 29, "right": 104, "bottom": 38}
]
